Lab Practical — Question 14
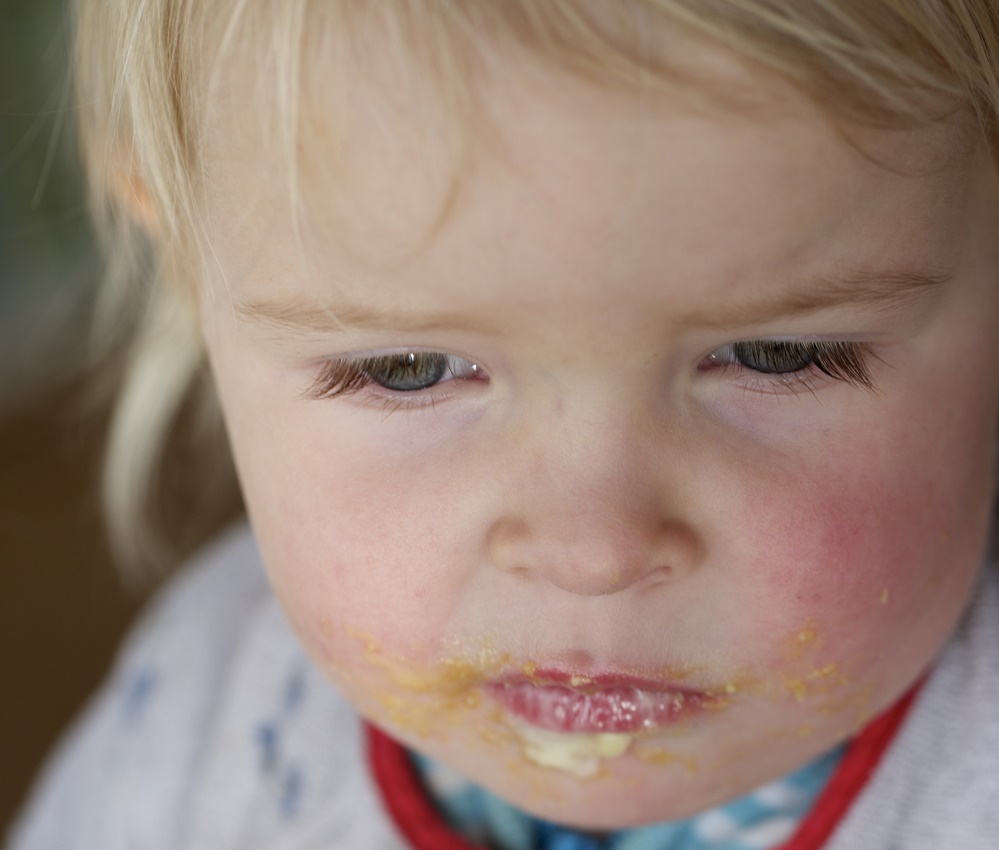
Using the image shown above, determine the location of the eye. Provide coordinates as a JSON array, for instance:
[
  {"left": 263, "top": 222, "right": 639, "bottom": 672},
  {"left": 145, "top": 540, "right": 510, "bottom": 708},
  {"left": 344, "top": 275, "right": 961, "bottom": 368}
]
[
  {"left": 306, "top": 351, "right": 483, "bottom": 400},
  {"left": 363, "top": 352, "right": 450, "bottom": 391},
  {"left": 714, "top": 341, "right": 816, "bottom": 374},
  {"left": 703, "top": 340, "right": 875, "bottom": 389}
]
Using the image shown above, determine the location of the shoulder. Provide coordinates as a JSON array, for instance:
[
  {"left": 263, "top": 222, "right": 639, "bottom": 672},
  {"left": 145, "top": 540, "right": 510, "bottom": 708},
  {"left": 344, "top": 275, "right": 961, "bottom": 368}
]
[
  {"left": 6, "top": 524, "right": 406, "bottom": 850},
  {"left": 2, "top": 528, "right": 251, "bottom": 846},
  {"left": 5, "top": 525, "right": 272, "bottom": 850},
  {"left": 826, "top": 564, "right": 999, "bottom": 850},
  {"left": 118, "top": 523, "right": 274, "bottom": 682}
]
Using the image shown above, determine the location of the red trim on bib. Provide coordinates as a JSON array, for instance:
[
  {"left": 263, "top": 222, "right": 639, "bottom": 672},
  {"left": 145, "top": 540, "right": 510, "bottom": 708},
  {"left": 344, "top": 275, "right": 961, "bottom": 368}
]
[
  {"left": 776, "top": 683, "right": 920, "bottom": 850},
  {"left": 368, "top": 723, "right": 480, "bottom": 850},
  {"left": 367, "top": 683, "right": 920, "bottom": 850}
]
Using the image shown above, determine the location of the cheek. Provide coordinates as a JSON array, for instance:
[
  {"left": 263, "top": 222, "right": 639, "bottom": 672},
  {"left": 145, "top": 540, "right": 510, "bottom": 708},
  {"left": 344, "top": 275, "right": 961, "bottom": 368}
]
[
  {"left": 735, "top": 395, "right": 993, "bottom": 706},
  {"left": 239, "top": 425, "right": 475, "bottom": 677}
]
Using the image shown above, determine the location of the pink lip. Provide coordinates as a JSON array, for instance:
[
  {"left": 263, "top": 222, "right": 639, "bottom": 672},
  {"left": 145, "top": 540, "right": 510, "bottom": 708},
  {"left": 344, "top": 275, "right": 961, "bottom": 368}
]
[{"left": 486, "top": 670, "right": 711, "bottom": 734}]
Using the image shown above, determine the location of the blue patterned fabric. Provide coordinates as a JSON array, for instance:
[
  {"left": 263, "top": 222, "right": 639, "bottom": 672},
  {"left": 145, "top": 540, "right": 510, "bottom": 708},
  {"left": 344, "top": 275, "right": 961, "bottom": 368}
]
[{"left": 412, "top": 745, "right": 843, "bottom": 850}]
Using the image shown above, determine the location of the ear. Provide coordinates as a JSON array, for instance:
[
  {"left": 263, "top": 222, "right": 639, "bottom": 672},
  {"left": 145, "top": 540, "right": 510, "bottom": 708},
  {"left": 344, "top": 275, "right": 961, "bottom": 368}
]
[{"left": 109, "top": 167, "right": 160, "bottom": 236}]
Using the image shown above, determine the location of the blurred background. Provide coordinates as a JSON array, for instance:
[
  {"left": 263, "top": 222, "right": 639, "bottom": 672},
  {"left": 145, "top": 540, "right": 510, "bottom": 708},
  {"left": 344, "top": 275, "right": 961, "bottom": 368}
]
[
  {"left": 0, "top": 0, "right": 144, "bottom": 833},
  {"left": 0, "top": 0, "right": 242, "bottom": 834}
]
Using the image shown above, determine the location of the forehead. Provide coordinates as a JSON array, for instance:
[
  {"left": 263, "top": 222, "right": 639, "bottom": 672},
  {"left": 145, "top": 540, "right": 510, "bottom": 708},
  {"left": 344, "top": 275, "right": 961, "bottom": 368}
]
[{"left": 197, "top": 22, "right": 980, "bottom": 322}]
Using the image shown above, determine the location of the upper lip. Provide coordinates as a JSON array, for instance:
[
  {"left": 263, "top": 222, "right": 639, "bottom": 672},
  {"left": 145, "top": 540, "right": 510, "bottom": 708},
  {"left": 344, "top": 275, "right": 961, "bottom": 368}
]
[{"left": 490, "top": 666, "right": 705, "bottom": 695}]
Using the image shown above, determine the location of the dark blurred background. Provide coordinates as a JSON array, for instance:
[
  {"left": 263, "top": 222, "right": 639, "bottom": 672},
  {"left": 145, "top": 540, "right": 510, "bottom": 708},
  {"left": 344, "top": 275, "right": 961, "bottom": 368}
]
[
  {"left": 3, "top": 0, "right": 150, "bottom": 833},
  {"left": 1, "top": 0, "right": 249, "bottom": 825},
  {"left": 2, "top": 0, "right": 247, "bottom": 831}
]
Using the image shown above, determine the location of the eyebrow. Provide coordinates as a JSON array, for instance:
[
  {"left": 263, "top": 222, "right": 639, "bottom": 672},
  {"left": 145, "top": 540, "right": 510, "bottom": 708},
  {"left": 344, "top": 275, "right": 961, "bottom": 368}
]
[
  {"left": 234, "top": 298, "right": 501, "bottom": 335},
  {"left": 685, "top": 267, "right": 953, "bottom": 328},
  {"left": 234, "top": 267, "right": 953, "bottom": 335}
]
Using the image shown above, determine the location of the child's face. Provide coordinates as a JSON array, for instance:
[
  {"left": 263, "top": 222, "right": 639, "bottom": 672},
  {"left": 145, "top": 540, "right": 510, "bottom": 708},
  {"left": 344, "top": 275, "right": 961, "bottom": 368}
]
[{"left": 198, "top": 34, "right": 999, "bottom": 828}]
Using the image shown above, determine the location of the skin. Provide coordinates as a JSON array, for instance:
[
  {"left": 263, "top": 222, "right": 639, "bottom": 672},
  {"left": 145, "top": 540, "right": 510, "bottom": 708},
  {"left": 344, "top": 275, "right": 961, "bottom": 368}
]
[{"left": 192, "top": 29, "right": 999, "bottom": 829}]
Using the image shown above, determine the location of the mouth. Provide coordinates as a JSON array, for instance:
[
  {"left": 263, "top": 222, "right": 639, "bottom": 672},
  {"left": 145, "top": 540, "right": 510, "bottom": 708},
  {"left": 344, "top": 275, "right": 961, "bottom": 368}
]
[{"left": 485, "top": 669, "right": 712, "bottom": 734}]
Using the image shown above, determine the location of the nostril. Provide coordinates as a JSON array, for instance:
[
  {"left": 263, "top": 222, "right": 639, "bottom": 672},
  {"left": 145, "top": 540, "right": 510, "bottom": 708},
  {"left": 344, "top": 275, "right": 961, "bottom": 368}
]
[{"left": 485, "top": 517, "right": 533, "bottom": 577}]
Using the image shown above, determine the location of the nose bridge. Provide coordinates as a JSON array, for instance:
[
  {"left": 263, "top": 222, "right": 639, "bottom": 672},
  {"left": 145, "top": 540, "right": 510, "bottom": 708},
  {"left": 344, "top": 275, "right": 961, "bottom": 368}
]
[
  {"left": 534, "top": 414, "right": 653, "bottom": 527},
  {"left": 487, "top": 406, "right": 700, "bottom": 595}
]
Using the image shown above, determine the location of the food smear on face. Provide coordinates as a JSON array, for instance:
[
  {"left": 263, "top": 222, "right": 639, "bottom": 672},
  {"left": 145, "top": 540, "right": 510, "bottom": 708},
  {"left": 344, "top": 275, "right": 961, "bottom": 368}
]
[
  {"left": 344, "top": 630, "right": 708, "bottom": 767},
  {"left": 634, "top": 745, "right": 699, "bottom": 774},
  {"left": 789, "top": 620, "right": 822, "bottom": 658},
  {"left": 344, "top": 627, "right": 512, "bottom": 737},
  {"left": 510, "top": 720, "right": 634, "bottom": 778},
  {"left": 783, "top": 662, "right": 844, "bottom": 702},
  {"left": 341, "top": 621, "right": 862, "bottom": 780}
]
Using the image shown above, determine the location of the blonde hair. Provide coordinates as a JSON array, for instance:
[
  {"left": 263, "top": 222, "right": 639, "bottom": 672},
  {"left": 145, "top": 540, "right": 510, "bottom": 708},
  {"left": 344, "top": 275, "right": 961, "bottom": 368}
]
[{"left": 74, "top": 0, "right": 999, "bottom": 578}]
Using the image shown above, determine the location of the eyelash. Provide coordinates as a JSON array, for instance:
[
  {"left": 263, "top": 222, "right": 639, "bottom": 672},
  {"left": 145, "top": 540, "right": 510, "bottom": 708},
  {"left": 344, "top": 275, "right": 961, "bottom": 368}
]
[
  {"left": 305, "top": 352, "right": 483, "bottom": 403},
  {"left": 303, "top": 340, "right": 875, "bottom": 404},
  {"left": 703, "top": 340, "right": 876, "bottom": 393}
]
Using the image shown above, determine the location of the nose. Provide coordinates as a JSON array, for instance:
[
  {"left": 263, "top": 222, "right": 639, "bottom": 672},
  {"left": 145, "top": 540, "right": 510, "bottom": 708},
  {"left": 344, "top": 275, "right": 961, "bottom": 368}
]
[{"left": 486, "top": 418, "right": 701, "bottom": 597}]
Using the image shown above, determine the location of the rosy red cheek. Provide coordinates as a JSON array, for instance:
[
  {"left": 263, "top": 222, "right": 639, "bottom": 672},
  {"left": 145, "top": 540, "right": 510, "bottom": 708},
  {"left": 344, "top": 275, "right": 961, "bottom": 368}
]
[{"left": 733, "top": 427, "right": 986, "bottom": 697}]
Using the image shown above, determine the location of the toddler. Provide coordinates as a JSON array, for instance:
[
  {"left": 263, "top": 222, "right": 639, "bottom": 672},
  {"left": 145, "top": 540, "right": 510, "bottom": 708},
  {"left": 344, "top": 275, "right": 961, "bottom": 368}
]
[{"left": 8, "top": 1, "right": 999, "bottom": 848}]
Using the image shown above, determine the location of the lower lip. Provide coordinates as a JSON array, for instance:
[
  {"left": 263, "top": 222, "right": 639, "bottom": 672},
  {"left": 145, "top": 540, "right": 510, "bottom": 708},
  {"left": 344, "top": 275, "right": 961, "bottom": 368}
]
[{"left": 486, "top": 679, "right": 708, "bottom": 734}]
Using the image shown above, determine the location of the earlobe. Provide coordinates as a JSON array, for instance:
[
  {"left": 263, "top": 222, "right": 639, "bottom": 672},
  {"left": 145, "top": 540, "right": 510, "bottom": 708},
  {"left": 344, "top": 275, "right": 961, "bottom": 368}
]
[{"left": 109, "top": 168, "right": 160, "bottom": 235}]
